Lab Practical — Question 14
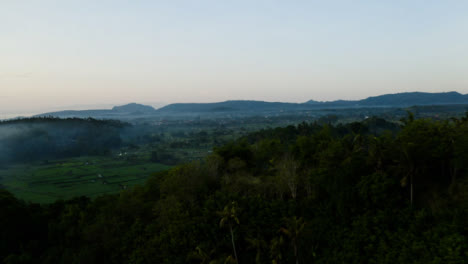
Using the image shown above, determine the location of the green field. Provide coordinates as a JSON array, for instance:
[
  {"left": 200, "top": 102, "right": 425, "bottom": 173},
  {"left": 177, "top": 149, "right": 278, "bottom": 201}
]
[{"left": 0, "top": 155, "right": 170, "bottom": 203}]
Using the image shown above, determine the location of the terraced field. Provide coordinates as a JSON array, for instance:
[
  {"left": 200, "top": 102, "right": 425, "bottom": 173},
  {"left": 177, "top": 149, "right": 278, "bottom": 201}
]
[{"left": 0, "top": 155, "right": 170, "bottom": 203}]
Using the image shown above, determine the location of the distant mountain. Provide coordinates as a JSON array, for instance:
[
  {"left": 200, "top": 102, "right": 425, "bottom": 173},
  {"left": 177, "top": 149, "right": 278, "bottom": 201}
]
[
  {"left": 358, "top": 92, "right": 468, "bottom": 106},
  {"left": 305, "top": 91, "right": 468, "bottom": 108},
  {"left": 34, "top": 92, "right": 468, "bottom": 119},
  {"left": 303, "top": 99, "right": 321, "bottom": 105},
  {"left": 156, "top": 100, "right": 308, "bottom": 114},
  {"left": 37, "top": 109, "right": 113, "bottom": 117},
  {"left": 36, "top": 103, "right": 156, "bottom": 119},
  {"left": 160, "top": 92, "right": 468, "bottom": 114},
  {"left": 112, "top": 103, "right": 156, "bottom": 114}
]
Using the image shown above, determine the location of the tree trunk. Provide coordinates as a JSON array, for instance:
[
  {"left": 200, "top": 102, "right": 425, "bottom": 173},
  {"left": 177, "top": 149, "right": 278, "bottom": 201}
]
[
  {"left": 451, "top": 166, "right": 457, "bottom": 186},
  {"left": 410, "top": 174, "right": 413, "bottom": 206},
  {"left": 230, "top": 225, "right": 239, "bottom": 263},
  {"left": 288, "top": 179, "right": 297, "bottom": 200},
  {"left": 305, "top": 180, "right": 312, "bottom": 198},
  {"left": 294, "top": 239, "right": 298, "bottom": 264}
]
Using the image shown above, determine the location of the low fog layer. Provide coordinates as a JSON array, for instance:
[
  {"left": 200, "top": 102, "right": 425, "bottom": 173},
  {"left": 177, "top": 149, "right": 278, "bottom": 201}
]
[{"left": 0, "top": 118, "right": 126, "bottom": 164}]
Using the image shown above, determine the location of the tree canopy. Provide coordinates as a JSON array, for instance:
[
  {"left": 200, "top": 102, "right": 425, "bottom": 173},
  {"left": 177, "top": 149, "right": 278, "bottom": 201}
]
[{"left": 0, "top": 115, "right": 467, "bottom": 263}]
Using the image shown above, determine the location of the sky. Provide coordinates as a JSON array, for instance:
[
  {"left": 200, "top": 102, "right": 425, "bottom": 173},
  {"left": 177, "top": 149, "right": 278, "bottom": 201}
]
[{"left": 1, "top": 0, "right": 468, "bottom": 114}]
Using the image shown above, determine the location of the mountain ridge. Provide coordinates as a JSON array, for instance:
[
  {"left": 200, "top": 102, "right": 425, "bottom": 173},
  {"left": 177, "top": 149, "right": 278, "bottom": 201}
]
[
  {"left": 112, "top": 103, "right": 156, "bottom": 113},
  {"left": 305, "top": 91, "right": 468, "bottom": 105},
  {"left": 34, "top": 91, "right": 468, "bottom": 119}
]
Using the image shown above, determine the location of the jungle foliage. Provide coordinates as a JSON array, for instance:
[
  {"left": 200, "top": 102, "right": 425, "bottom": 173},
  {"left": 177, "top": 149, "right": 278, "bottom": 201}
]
[
  {"left": 1, "top": 115, "right": 467, "bottom": 264},
  {"left": 0, "top": 118, "right": 126, "bottom": 164}
]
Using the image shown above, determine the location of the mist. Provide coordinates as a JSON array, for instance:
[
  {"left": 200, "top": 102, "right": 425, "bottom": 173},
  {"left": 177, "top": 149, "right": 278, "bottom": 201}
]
[{"left": 0, "top": 118, "right": 126, "bottom": 165}]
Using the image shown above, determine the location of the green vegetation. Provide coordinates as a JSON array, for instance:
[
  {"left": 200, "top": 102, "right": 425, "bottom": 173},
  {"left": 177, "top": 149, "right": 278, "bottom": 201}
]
[
  {"left": 0, "top": 117, "right": 126, "bottom": 164},
  {"left": 0, "top": 156, "right": 169, "bottom": 203},
  {"left": 0, "top": 113, "right": 467, "bottom": 263}
]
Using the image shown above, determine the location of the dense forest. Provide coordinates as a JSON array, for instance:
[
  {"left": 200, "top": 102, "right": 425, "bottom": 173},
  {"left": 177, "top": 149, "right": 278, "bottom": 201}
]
[
  {"left": 0, "top": 118, "right": 126, "bottom": 164},
  {"left": 1, "top": 114, "right": 467, "bottom": 263}
]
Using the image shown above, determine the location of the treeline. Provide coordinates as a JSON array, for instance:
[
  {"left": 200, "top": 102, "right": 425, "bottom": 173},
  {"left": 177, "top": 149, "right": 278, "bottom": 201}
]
[
  {"left": 1, "top": 115, "right": 467, "bottom": 263},
  {"left": 0, "top": 117, "right": 127, "bottom": 164}
]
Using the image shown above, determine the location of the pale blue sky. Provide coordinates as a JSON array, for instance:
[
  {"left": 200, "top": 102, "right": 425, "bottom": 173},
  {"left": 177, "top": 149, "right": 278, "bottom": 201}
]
[{"left": 1, "top": 0, "right": 467, "bottom": 113}]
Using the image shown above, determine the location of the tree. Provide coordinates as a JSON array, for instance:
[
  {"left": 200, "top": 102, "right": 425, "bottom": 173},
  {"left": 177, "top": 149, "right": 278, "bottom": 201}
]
[
  {"left": 276, "top": 155, "right": 299, "bottom": 200},
  {"left": 280, "top": 217, "right": 305, "bottom": 264},
  {"left": 270, "top": 236, "right": 285, "bottom": 264},
  {"left": 246, "top": 236, "right": 267, "bottom": 264},
  {"left": 218, "top": 202, "right": 240, "bottom": 263},
  {"left": 188, "top": 246, "right": 216, "bottom": 264}
]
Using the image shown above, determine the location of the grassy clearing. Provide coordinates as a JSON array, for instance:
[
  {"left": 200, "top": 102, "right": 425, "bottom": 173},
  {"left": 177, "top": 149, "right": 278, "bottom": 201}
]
[{"left": 0, "top": 155, "right": 170, "bottom": 203}]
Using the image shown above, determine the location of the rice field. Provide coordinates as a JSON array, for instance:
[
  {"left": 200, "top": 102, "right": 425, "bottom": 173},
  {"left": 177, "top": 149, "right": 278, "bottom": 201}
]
[{"left": 0, "top": 155, "right": 170, "bottom": 203}]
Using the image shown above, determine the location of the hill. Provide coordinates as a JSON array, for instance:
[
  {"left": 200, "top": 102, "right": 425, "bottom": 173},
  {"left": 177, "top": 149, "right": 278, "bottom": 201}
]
[
  {"left": 33, "top": 91, "right": 468, "bottom": 119},
  {"left": 112, "top": 103, "right": 156, "bottom": 113},
  {"left": 157, "top": 91, "right": 468, "bottom": 114},
  {"left": 156, "top": 100, "right": 308, "bottom": 114},
  {"left": 305, "top": 91, "right": 468, "bottom": 107},
  {"left": 35, "top": 103, "right": 156, "bottom": 119},
  {"left": 359, "top": 91, "right": 468, "bottom": 106}
]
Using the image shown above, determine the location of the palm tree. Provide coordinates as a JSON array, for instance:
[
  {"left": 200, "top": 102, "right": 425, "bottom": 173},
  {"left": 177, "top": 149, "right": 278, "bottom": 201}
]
[
  {"left": 276, "top": 155, "right": 299, "bottom": 199},
  {"left": 188, "top": 246, "right": 216, "bottom": 264},
  {"left": 218, "top": 202, "right": 240, "bottom": 263},
  {"left": 246, "top": 236, "right": 267, "bottom": 264},
  {"left": 280, "top": 216, "right": 305, "bottom": 264},
  {"left": 402, "top": 143, "right": 415, "bottom": 205},
  {"left": 270, "top": 236, "right": 284, "bottom": 264}
]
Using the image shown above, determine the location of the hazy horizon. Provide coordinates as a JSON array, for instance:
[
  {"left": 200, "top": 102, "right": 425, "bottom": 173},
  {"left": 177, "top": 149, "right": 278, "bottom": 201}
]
[
  {"left": 2, "top": 1, "right": 468, "bottom": 114},
  {"left": 2, "top": 90, "right": 467, "bottom": 120}
]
